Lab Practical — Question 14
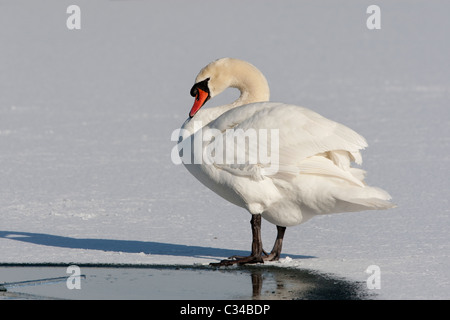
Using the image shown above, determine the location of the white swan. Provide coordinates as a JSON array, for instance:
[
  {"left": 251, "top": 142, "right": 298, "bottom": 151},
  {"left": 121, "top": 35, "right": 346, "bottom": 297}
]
[{"left": 178, "top": 58, "right": 394, "bottom": 266}]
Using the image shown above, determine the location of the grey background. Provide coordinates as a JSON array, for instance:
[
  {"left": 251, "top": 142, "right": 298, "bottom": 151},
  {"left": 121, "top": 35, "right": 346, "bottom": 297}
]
[{"left": 0, "top": 1, "right": 448, "bottom": 299}]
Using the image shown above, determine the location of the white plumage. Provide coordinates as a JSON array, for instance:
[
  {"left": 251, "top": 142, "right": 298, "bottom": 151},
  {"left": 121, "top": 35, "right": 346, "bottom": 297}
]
[{"left": 178, "top": 58, "right": 394, "bottom": 265}]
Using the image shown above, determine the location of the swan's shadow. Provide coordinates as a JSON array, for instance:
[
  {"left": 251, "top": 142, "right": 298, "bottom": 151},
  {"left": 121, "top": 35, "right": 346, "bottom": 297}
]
[{"left": 0, "top": 231, "right": 313, "bottom": 260}]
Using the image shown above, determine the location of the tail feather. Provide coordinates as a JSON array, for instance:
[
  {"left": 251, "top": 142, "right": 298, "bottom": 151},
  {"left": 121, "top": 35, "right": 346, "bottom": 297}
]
[{"left": 333, "top": 186, "right": 396, "bottom": 212}]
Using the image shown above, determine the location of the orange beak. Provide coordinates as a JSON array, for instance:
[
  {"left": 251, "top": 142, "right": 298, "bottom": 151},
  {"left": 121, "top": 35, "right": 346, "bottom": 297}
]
[{"left": 189, "top": 88, "right": 209, "bottom": 118}]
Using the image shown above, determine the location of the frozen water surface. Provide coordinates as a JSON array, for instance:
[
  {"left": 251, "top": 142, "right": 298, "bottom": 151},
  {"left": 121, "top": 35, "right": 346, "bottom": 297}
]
[{"left": 0, "top": 0, "right": 449, "bottom": 299}]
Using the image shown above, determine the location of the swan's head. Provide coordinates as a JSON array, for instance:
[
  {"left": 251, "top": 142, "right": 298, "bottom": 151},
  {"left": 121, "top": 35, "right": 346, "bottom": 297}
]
[
  {"left": 189, "top": 77, "right": 211, "bottom": 118},
  {"left": 189, "top": 58, "right": 270, "bottom": 118}
]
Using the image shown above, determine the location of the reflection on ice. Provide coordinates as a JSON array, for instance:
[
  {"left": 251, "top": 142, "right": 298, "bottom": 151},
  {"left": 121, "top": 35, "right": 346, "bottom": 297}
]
[{"left": 0, "top": 264, "right": 370, "bottom": 300}]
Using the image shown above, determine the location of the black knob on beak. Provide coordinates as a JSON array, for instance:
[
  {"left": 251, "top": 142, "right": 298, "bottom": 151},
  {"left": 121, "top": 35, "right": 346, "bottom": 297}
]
[
  {"left": 190, "top": 86, "right": 198, "bottom": 97},
  {"left": 190, "top": 77, "right": 210, "bottom": 97}
]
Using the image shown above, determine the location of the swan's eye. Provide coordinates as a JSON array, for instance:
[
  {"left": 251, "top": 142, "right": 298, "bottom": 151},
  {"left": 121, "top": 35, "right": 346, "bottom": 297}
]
[{"left": 190, "top": 77, "right": 210, "bottom": 97}]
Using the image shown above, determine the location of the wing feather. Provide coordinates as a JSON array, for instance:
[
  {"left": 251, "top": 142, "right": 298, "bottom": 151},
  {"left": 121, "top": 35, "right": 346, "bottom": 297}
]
[{"left": 204, "top": 102, "right": 368, "bottom": 181}]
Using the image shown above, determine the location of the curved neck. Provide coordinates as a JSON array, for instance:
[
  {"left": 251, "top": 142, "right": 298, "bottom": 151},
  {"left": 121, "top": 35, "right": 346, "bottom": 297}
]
[
  {"left": 185, "top": 59, "right": 271, "bottom": 132},
  {"left": 228, "top": 60, "right": 270, "bottom": 107}
]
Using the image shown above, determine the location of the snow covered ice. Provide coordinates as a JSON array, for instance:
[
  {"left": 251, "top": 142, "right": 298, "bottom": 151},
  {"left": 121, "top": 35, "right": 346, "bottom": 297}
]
[{"left": 0, "top": 0, "right": 449, "bottom": 299}]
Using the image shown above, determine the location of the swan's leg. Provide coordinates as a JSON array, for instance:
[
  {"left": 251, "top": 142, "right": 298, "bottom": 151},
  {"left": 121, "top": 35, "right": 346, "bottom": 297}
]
[
  {"left": 263, "top": 225, "right": 286, "bottom": 261},
  {"left": 210, "top": 215, "right": 264, "bottom": 266}
]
